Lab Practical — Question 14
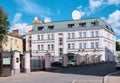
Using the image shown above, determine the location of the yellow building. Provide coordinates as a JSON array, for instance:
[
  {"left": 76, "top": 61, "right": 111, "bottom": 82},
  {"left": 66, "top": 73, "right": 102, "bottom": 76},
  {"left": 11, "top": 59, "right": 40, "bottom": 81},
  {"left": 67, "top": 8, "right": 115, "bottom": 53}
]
[{"left": 2, "top": 30, "right": 23, "bottom": 54}]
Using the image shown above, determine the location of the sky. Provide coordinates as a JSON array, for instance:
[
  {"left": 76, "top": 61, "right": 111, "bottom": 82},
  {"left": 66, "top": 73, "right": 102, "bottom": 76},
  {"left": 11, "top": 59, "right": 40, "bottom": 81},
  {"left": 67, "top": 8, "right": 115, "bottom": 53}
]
[{"left": 0, "top": 0, "right": 120, "bottom": 40}]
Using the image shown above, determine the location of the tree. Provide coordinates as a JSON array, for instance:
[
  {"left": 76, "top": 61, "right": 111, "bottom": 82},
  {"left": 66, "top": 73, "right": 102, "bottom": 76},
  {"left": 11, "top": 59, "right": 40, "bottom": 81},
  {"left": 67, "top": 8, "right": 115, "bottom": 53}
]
[
  {"left": 116, "top": 42, "right": 120, "bottom": 51},
  {"left": 0, "top": 6, "right": 9, "bottom": 50}
]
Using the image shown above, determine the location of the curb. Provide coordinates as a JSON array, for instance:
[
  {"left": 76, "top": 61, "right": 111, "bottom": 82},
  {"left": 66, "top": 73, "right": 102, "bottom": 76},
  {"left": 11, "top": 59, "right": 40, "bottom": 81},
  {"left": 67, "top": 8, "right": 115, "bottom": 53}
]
[{"left": 103, "top": 71, "right": 120, "bottom": 83}]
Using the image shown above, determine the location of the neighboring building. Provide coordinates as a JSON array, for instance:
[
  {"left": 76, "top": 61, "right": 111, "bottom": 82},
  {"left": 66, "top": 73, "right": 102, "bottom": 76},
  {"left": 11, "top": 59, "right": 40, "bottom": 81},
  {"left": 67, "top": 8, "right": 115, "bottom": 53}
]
[
  {"left": 26, "top": 18, "right": 116, "bottom": 62},
  {"left": 2, "top": 30, "right": 23, "bottom": 53}
]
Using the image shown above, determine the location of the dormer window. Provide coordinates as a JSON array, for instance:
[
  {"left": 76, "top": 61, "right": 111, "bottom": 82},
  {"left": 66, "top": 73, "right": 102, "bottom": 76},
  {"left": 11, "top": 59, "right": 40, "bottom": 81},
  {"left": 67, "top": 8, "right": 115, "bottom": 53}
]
[
  {"left": 38, "top": 26, "right": 44, "bottom": 30},
  {"left": 79, "top": 23, "right": 86, "bottom": 27},
  {"left": 68, "top": 24, "right": 74, "bottom": 28},
  {"left": 48, "top": 26, "right": 54, "bottom": 30},
  {"left": 91, "top": 21, "right": 98, "bottom": 26}
]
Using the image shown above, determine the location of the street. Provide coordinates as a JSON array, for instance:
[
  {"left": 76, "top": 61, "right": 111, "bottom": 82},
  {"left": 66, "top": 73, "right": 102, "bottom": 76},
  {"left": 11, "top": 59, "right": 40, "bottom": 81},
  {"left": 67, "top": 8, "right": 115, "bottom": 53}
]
[{"left": 0, "top": 63, "right": 117, "bottom": 83}]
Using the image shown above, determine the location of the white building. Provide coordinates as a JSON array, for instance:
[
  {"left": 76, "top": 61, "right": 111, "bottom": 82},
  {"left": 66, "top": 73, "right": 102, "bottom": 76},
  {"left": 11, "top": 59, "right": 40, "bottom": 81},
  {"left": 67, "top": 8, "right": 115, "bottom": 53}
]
[{"left": 26, "top": 18, "right": 116, "bottom": 62}]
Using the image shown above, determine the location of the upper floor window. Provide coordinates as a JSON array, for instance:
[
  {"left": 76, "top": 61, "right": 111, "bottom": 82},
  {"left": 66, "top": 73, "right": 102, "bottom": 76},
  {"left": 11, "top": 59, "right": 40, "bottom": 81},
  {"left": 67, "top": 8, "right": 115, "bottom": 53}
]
[
  {"left": 68, "top": 43, "right": 71, "bottom": 49},
  {"left": 79, "top": 32, "right": 82, "bottom": 38},
  {"left": 68, "top": 33, "right": 70, "bottom": 39},
  {"left": 41, "top": 45, "right": 44, "bottom": 50},
  {"left": 38, "top": 35, "right": 40, "bottom": 40},
  {"left": 95, "top": 31, "right": 99, "bottom": 37},
  {"left": 48, "top": 44, "right": 50, "bottom": 50},
  {"left": 38, "top": 45, "right": 40, "bottom": 50},
  {"left": 15, "top": 39, "right": 17, "bottom": 45},
  {"left": 38, "top": 26, "right": 44, "bottom": 30},
  {"left": 59, "top": 38, "right": 63, "bottom": 45},
  {"left": 41, "top": 35, "right": 43, "bottom": 40},
  {"left": 51, "top": 34, "right": 54, "bottom": 39},
  {"left": 79, "top": 43, "right": 82, "bottom": 49},
  {"left": 95, "top": 42, "right": 99, "bottom": 48},
  {"left": 83, "top": 32, "right": 86, "bottom": 38},
  {"left": 48, "top": 26, "right": 54, "bottom": 30},
  {"left": 51, "top": 44, "right": 54, "bottom": 50},
  {"left": 91, "top": 31, "right": 94, "bottom": 37},
  {"left": 91, "top": 42, "right": 94, "bottom": 49},
  {"left": 72, "top": 43, "right": 74, "bottom": 49},
  {"left": 83, "top": 43, "right": 86, "bottom": 49},
  {"left": 48, "top": 34, "right": 50, "bottom": 40},
  {"left": 72, "top": 33, "right": 74, "bottom": 38},
  {"left": 68, "top": 24, "right": 74, "bottom": 28},
  {"left": 79, "top": 23, "right": 86, "bottom": 27}
]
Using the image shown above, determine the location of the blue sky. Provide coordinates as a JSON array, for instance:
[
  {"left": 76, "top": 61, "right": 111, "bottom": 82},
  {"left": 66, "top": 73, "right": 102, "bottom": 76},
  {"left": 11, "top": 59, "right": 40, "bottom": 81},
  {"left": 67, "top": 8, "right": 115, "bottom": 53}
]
[{"left": 0, "top": 0, "right": 120, "bottom": 40}]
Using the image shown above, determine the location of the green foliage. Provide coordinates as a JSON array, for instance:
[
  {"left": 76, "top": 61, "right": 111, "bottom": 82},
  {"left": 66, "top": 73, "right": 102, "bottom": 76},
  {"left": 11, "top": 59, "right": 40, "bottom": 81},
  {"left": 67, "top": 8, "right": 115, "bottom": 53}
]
[
  {"left": 0, "top": 6, "right": 9, "bottom": 49},
  {"left": 116, "top": 42, "right": 120, "bottom": 51}
]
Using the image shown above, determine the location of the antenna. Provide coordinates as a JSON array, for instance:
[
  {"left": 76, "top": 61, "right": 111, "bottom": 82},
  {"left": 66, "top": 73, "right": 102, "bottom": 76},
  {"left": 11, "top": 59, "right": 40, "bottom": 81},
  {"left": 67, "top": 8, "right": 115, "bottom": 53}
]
[
  {"left": 72, "top": 10, "right": 81, "bottom": 20},
  {"left": 44, "top": 17, "right": 51, "bottom": 23}
]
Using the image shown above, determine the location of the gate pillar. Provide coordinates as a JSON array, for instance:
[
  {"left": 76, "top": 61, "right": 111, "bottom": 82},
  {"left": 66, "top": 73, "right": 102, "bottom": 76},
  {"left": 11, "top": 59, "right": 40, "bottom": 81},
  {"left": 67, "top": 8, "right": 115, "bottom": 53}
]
[
  {"left": 11, "top": 50, "right": 20, "bottom": 75},
  {"left": 44, "top": 51, "right": 51, "bottom": 70},
  {"left": 24, "top": 51, "right": 30, "bottom": 73},
  {"left": 62, "top": 54, "right": 68, "bottom": 67},
  {"left": 75, "top": 54, "right": 80, "bottom": 65}
]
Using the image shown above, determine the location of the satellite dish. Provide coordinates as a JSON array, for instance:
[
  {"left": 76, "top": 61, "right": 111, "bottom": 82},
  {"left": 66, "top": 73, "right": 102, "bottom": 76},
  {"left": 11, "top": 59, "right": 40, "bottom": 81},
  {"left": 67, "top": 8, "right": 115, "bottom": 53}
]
[
  {"left": 44, "top": 17, "right": 51, "bottom": 23},
  {"left": 72, "top": 10, "right": 81, "bottom": 20},
  {"left": 34, "top": 16, "right": 38, "bottom": 20}
]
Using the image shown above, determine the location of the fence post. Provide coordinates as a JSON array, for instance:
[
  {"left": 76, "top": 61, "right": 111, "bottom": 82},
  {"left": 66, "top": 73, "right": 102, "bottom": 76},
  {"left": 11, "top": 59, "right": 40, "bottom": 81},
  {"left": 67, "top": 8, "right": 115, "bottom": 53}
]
[
  {"left": 24, "top": 51, "right": 31, "bottom": 73},
  {"left": 75, "top": 54, "right": 80, "bottom": 66},
  {"left": 62, "top": 54, "right": 68, "bottom": 67},
  {"left": 11, "top": 50, "right": 20, "bottom": 75}
]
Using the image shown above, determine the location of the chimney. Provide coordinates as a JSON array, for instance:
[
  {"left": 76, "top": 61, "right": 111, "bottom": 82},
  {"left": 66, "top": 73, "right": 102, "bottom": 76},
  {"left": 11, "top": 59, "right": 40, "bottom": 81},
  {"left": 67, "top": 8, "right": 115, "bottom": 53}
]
[{"left": 12, "top": 30, "right": 19, "bottom": 36}]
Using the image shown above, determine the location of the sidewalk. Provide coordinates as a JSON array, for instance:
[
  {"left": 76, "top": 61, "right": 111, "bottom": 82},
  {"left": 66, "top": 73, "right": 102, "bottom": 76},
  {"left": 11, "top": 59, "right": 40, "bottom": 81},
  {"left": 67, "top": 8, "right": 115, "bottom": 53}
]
[{"left": 104, "top": 71, "right": 120, "bottom": 83}]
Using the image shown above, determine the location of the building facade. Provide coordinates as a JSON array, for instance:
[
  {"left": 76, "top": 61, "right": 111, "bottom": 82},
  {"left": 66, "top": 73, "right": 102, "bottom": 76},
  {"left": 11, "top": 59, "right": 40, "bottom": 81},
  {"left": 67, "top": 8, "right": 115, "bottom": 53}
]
[
  {"left": 2, "top": 30, "right": 23, "bottom": 53},
  {"left": 26, "top": 18, "right": 116, "bottom": 62}
]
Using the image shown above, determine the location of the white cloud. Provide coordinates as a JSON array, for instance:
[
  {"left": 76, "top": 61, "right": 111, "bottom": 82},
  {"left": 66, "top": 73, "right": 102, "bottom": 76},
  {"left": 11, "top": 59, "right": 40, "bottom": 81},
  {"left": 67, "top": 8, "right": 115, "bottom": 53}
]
[
  {"left": 108, "top": 0, "right": 120, "bottom": 5},
  {"left": 12, "top": 13, "right": 22, "bottom": 24},
  {"left": 10, "top": 13, "right": 28, "bottom": 35},
  {"left": 14, "top": 0, "right": 51, "bottom": 18},
  {"left": 89, "top": 0, "right": 103, "bottom": 12},
  {"left": 103, "top": 10, "right": 120, "bottom": 40}
]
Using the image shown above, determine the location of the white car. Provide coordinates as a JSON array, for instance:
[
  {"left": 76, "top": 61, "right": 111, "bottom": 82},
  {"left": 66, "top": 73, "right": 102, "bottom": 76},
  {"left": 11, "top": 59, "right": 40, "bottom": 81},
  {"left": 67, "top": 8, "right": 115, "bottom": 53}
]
[
  {"left": 116, "top": 61, "right": 120, "bottom": 69},
  {"left": 68, "top": 60, "right": 75, "bottom": 66}
]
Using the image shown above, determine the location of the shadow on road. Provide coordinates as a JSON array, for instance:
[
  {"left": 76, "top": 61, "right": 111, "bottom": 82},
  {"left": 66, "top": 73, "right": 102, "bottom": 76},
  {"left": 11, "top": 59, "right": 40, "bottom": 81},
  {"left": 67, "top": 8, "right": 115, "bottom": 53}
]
[{"left": 47, "top": 63, "right": 117, "bottom": 77}]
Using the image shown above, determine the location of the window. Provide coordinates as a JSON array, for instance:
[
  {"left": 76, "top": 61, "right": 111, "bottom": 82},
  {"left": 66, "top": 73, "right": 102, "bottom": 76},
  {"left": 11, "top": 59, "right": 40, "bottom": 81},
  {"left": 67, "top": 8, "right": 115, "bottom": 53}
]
[
  {"left": 48, "top": 34, "right": 50, "bottom": 40},
  {"left": 38, "top": 45, "right": 40, "bottom": 50},
  {"left": 48, "top": 44, "right": 50, "bottom": 50},
  {"left": 10, "top": 38, "right": 13, "bottom": 44},
  {"left": 59, "top": 38, "right": 63, "bottom": 45},
  {"left": 79, "top": 23, "right": 86, "bottom": 27},
  {"left": 72, "top": 33, "right": 74, "bottom": 38},
  {"left": 41, "top": 35, "right": 43, "bottom": 40},
  {"left": 68, "top": 24, "right": 74, "bottom": 28},
  {"left": 59, "top": 48, "right": 63, "bottom": 56},
  {"left": 95, "top": 42, "right": 98, "bottom": 48},
  {"left": 38, "top": 35, "right": 40, "bottom": 40},
  {"left": 48, "top": 26, "right": 54, "bottom": 30},
  {"left": 95, "top": 31, "right": 98, "bottom": 37},
  {"left": 91, "top": 22, "right": 96, "bottom": 26},
  {"left": 15, "top": 39, "right": 17, "bottom": 45},
  {"left": 51, "top": 34, "right": 54, "bottom": 39},
  {"left": 38, "top": 26, "right": 44, "bottom": 30},
  {"left": 91, "top": 42, "right": 94, "bottom": 48},
  {"left": 83, "top": 32, "right": 86, "bottom": 38},
  {"left": 72, "top": 43, "right": 74, "bottom": 49},
  {"left": 79, "top": 43, "right": 82, "bottom": 49},
  {"left": 68, "top": 43, "right": 71, "bottom": 49},
  {"left": 41, "top": 45, "right": 44, "bottom": 50},
  {"left": 51, "top": 44, "right": 54, "bottom": 50},
  {"left": 58, "top": 33, "right": 63, "bottom": 35},
  {"left": 68, "top": 33, "right": 70, "bottom": 39},
  {"left": 83, "top": 43, "right": 86, "bottom": 49},
  {"left": 79, "top": 32, "right": 82, "bottom": 38},
  {"left": 91, "top": 31, "right": 94, "bottom": 37}
]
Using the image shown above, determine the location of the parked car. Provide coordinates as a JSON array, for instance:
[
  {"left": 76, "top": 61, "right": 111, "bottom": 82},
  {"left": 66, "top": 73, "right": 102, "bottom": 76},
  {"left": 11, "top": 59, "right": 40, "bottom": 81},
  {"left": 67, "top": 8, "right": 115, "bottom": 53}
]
[
  {"left": 51, "top": 61, "right": 63, "bottom": 67},
  {"left": 68, "top": 59, "right": 75, "bottom": 66},
  {"left": 116, "top": 61, "right": 120, "bottom": 69}
]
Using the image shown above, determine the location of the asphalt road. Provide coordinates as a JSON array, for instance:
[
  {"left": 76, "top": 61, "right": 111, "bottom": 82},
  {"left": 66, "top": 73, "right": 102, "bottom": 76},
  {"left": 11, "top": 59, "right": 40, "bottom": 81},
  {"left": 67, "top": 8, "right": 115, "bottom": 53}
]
[{"left": 0, "top": 63, "right": 117, "bottom": 83}]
